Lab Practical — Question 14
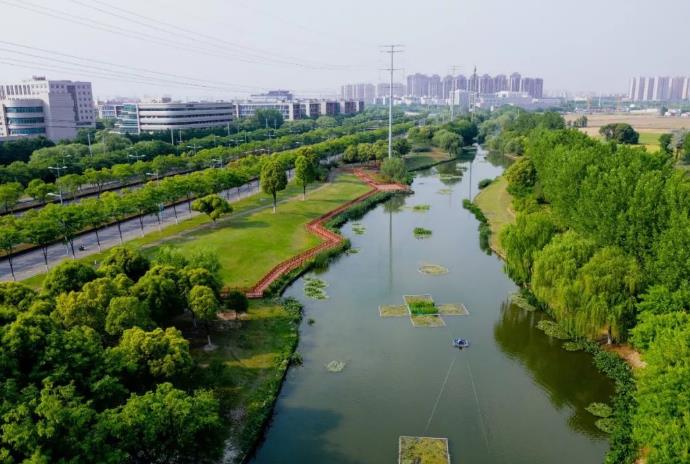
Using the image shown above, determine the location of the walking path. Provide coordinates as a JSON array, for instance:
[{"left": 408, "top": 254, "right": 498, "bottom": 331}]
[{"left": 245, "top": 169, "right": 409, "bottom": 298}]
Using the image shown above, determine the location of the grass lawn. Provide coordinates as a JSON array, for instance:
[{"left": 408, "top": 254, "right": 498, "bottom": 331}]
[
  {"left": 474, "top": 176, "right": 514, "bottom": 256},
  {"left": 404, "top": 147, "right": 452, "bottom": 171},
  {"left": 185, "top": 298, "right": 300, "bottom": 460},
  {"left": 145, "top": 174, "right": 371, "bottom": 289},
  {"left": 637, "top": 132, "right": 662, "bottom": 152},
  {"left": 20, "top": 175, "right": 370, "bottom": 290}
]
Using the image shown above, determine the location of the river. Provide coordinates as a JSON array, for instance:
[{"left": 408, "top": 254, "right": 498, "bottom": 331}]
[{"left": 250, "top": 149, "right": 614, "bottom": 463}]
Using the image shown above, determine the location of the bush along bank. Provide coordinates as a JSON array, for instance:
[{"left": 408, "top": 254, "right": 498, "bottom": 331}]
[{"left": 462, "top": 199, "right": 491, "bottom": 254}]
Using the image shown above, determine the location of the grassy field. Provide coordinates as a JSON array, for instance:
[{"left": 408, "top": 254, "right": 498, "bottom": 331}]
[
  {"left": 145, "top": 174, "right": 371, "bottom": 289},
  {"left": 404, "top": 147, "right": 452, "bottom": 171},
  {"left": 637, "top": 132, "right": 662, "bottom": 152},
  {"left": 474, "top": 176, "right": 514, "bottom": 256},
  {"left": 20, "top": 175, "right": 369, "bottom": 289},
  {"left": 565, "top": 113, "right": 690, "bottom": 134}
]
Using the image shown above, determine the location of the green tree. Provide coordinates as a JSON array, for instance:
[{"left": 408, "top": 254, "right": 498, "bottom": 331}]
[
  {"left": 574, "top": 246, "right": 641, "bottom": 343},
  {"left": 294, "top": 154, "right": 315, "bottom": 200},
  {"left": 25, "top": 179, "right": 56, "bottom": 204},
  {"left": 599, "top": 123, "right": 639, "bottom": 144},
  {"left": 22, "top": 209, "right": 61, "bottom": 270},
  {"left": 99, "top": 246, "right": 150, "bottom": 281},
  {"left": 254, "top": 108, "right": 284, "bottom": 129},
  {"left": 102, "top": 383, "right": 222, "bottom": 463},
  {"left": 187, "top": 285, "right": 220, "bottom": 347},
  {"left": 105, "top": 296, "right": 153, "bottom": 337},
  {"left": 393, "top": 138, "right": 411, "bottom": 156},
  {"left": 380, "top": 157, "right": 407, "bottom": 184},
  {"left": 315, "top": 115, "right": 337, "bottom": 128},
  {"left": 83, "top": 167, "right": 113, "bottom": 196},
  {"left": 260, "top": 157, "right": 287, "bottom": 213},
  {"left": 107, "top": 327, "right": 192, "bottom": 384},
  {"left": 130, "top": 270, "right": 182, "bottom": 323},
  {"left": 0, "top": 181, "right": 23, "bottom": 212},
  {"left": 53, "top": 277, "right": 119, "bottom": 331},
  {"left": 191, "top": 194, "right": 232, "bottom": 223},
  {"left": 0, "top": 216, "right": 23, "bottom": 281},
  {"left": 56, "top": 173, "right": 83, "bottom": 200},
  {"left": 42, "top": 260, "right": 97, "bottom": 296},
  {"left": 658, "top": 133, "right": 673, "bottom": 155},
  {"left": 500, "top": 210, "right": 558, "bottom": 285},
  {"left": 44, "top": 203, "right": 87, "bottom": 257},
  {"left": 101, "top": 191, "right": 134, "bottom": 243}
]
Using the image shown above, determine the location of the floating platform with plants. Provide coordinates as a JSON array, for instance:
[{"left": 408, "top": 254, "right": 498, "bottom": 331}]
[
  {"left": 379, "top": 304, "right": 409, "bottom": 317},
  {"left": 378, "top": 294, "right": 469, "bottom": 328},
  {"left": 410, "top": 315, "right": 446, "bottom": 328},
  {"left": 438, "top": 303, "right": 469, "bottom": 316},
  {"left": 418, "top": 263, "right": 449, "bottom": 276},
  {"left": 411, "top": 204, "right": 431, "bottom": 212},
  {"left": 398, "top": 436, "right": 450, "bottom": 464},
  {"left": 351, "top": 222, "right": 366, "bottom": 235}
]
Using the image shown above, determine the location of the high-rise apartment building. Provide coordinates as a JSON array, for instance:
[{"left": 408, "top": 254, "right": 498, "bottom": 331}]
[
  {"left": 629, "top": 75, "right": 690, "bottom": 101},
  {"left": 376, "top": 82, "right": 405, "bottom": 99},
  {"left": 509, "top": 73, "right": 522, "bottom": 92},
  {"left": 0, "top": 76, "right": 95, "bottom": 141},
  {"left": 493, "top": 74, "right": 508, "bottom": 93},
  {"left": 340, "top": 83, "right": 375, "bottom": 104}
]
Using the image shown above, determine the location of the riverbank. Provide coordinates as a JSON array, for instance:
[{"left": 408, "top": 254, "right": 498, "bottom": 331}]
[
  {"left": 473, "top": 168, "right": 642, "bottom": 463},
  {"left": 473, "top": 176, "right": 514, "bottom": 256}
]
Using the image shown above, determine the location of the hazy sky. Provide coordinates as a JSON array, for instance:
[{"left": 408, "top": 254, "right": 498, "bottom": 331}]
[{"left": 1, "top": 0, "right": 688, "bottom": 100}]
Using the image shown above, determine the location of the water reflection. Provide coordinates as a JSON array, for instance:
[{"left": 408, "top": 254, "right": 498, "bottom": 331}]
[
  {"left": 493, "top": 301, "right": 615, "bottom": 438},
  {"left": 485, "top": 150, "right": 514, "bottom": 168}
]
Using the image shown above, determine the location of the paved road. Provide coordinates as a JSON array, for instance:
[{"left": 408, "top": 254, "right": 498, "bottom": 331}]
[
  {"left": 1, "top": 171, "right": 291, "bottom": 282},
  {"left": 1, "top": 154, "right": 342, "bottom": 282}
]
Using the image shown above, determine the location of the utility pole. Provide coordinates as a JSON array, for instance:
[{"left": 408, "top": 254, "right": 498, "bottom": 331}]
[
  {"left": 449, "top": 65, "right": 461, "bottom": 121},
  {"left": 470, "top": 65, "right": 478, "bottom": 123},
  {"left": 170, "top": 128, "right": 174, "bottom": 145},
  {"left": 381, "top": 44, "right": 404, "bottom": 158},
  {"left": 87, "top": 132, "right": 93, "bottom": 157}
]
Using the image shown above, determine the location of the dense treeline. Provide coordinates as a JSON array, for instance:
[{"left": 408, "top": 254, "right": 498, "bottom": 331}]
[
  {"left": 0, "top": 244, "right": 253, "bottom": 462},
  {"left": 0, "top": 122, "right": 413, "bottom": 278},
  {"left": 498, "top": 116, "right": 690, "bottom": 463},
  {"left": 0, "top": 111, "right": 411, "bottom": 213}
]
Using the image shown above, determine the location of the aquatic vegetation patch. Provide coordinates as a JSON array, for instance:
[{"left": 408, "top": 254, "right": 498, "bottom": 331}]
[
  {"left": 344, "top": 247, "right": 360, "bottom": 255},
  {"left": 586, "top": 402, "right": 613, "bottom": 418},
  {"left": 325, "top": 360, "right": 346, "bottom": 373},
  {"left": 351, "top": 222, "right": 366, "bottom": 235},
  {"left": 437, "top": 303, "right": 469, "bottom": 316},
  {"left": 437, "top": 188, "right": 453, "bottom": 195},
  {"left": 562, "top": 341, "right": 584, "bottom": 351},
  {"left": 379, "top": 305, "right": 409, "bottom": 317},
  {"left": 410, "top": 315, "right": 446, "bottom": 328},
  {"left": 413, "top": 227, "right": 433, "bottom": 239},
  {"left": 399, "top": 436, "right": 450, "bottom": 464},
  {"left": 510, "top": 293, "right": 537, "bottom": 312},
  {"left": 412, "top": 204, "right": 431, "bottom": 212},
  {"left": 404, "top": 294, "right": 438, "bottom": 316},
  {"left": 462, "top": 199, "right": 492, "bottom": 255},
  {"left": 418, "top": 264, "right": 449, "bottom": 276},
  {"left": 536, "top": 320, "right": 569, "bottom": 340},
  {"left": 595, "top": 418, "right": 616, "bottom": 434},
  {"left": 303, "top": 277, "right": 328, "bottom": 300}
]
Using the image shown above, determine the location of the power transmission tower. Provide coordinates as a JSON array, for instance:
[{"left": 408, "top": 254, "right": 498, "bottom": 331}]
[
  {"left": 449, "top": 65, "right": 462, "bottom": 120},
  {"left": 381, "top": 44, "right": 404, "bottom": 158}
]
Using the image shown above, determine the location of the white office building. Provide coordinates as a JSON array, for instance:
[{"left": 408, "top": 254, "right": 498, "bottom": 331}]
[
  {"left": 0, "top": 76, "right": 95, "bottom": 141},
  {"left": 117, "top": 101, "right": 236, "bottom": 134}
]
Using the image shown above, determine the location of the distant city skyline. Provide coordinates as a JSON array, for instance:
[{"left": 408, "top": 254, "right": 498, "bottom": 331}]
[{"left": 1, "top": 0, "right": 688, "bottom": 99}]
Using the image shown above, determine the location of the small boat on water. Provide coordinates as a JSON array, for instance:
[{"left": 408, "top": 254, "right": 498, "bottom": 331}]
[{"left": 453, "top": 338, "right": 470, "bottom": 349}]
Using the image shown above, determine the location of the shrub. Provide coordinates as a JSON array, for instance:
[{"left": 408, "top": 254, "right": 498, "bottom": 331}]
[
  {"left": 225, "top": 290, "right": 249, "bottom": 313},
  {"left": 478, "top": 178, "right": 493, "bottom": 189}
]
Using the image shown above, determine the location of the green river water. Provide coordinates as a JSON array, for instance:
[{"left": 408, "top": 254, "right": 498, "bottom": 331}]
[{"left": 250, "top": 150, "right": 614, "bottom": 463}]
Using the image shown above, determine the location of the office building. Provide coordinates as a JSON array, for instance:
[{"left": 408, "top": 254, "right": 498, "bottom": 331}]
[
  {"left": 0, "top": 76, "right": 95, "bottom": 141},
  {"left": 117, "top": 101, "right": 236, "bottom": 134},
  {"left": 249, "top": 90, "right": 293, "bottom": 102},
  {"left": 97, "top": 102, "right": 125, "bottom": 119}
]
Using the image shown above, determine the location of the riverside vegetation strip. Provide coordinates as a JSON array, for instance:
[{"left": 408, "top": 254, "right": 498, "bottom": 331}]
[{"left": 477, "top": 107, "right": 690, "bottom": 463}]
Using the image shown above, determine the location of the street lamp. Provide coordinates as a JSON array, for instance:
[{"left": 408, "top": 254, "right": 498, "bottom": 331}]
[{"left": 46, "top": 191, "right": 64, "bottom": 206}]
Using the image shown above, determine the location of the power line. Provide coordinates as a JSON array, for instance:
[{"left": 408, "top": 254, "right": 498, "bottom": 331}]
[
  {"left": 381, "top": 45, "right": 404, "bottom": 158},
  {"left": 83, "top": 0, "right": 357, "bottom": 70},
  {"left": 0, "top": 0, "right": 346, "bottom": 71}
]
